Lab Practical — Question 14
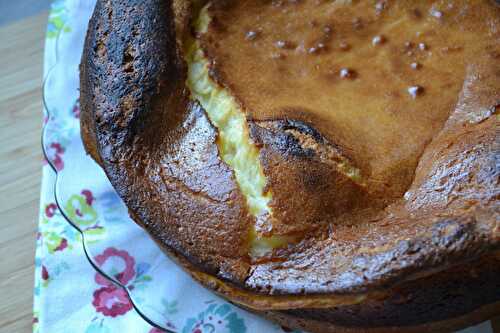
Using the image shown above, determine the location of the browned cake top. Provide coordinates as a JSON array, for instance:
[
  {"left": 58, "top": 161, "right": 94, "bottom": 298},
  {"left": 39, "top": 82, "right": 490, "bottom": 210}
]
[{"left": 202, "top": 0, "right": 500, "bottom": 199}]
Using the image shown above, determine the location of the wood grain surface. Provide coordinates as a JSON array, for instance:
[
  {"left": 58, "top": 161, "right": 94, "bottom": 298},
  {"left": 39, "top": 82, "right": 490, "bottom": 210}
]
[{"left": 0, "top": 11, "right": 47, "bottom": 333}]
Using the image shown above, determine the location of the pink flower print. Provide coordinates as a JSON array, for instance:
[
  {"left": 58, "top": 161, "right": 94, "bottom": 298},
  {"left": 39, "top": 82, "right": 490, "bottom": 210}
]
[
  {"left": 94, "top": 247, "right": 136, "bottom": 286},
  {"left": 81, "top": 189, "right": 94, "bottom": 206},
  {"left": 72, "top": 99, "right": 80, "bottom": 118},
  {"left": 54, "top": 238, "right": 68, "bottom": 251},
  {"left": 149, "top": 329, "right": 164, "bottom": 333},
  {"left": 41, "top": 265, "right": 49, "bottom": 280},
  {"left": 45, "top": 203, "right": 57, "bottom": 218},
  {"left": 92, "top": 285, "right": 133, "bottom": 317},
  {"left": 46, "top": 142, "right": 65, "bottom": 171},
  {"left": 91, "top": 248, "right": 140, "bottom": 317}
]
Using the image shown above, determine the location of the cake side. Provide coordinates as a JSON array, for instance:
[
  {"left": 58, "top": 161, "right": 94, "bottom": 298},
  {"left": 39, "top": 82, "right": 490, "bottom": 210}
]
[{"left": 80, "top": 0, "right": 254, "bottom": 284}]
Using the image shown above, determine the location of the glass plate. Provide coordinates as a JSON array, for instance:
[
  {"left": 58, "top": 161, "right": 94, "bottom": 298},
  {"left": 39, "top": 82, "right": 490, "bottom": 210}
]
[
  {"left": 39, "top": 1, "right": 494, "bottom": 332},
  {"left": 41, "top": 2, "right": 294, "bottom": 332},
  {"left": 44, "top": 119, "right": 295, "bottom": 333}
]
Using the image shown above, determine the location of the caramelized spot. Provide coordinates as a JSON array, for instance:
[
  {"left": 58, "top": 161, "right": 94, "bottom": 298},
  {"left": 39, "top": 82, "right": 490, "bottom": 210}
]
[
  {"left": 410, "top": 62, "right": 421, "bottom": 70},
  {"left": 430, "top": 8, "right": 443, "bottom": 18},
  {"left": 275, "top": 40, "right": 295, "bottom": 49},
  {"left": 340, "top": 68, "right": 356, "bottom": 79},
  {"left": 339, "top": 41, "right": 351, "bottom": 51},
  {"left": 442, "top": 46, "right": 463, "bottom": 53},
  {"left": 411, "top": 8, "right": 422, "bottom": 19},
  {"left": 308, "top": 43, "right": 326, "bottom": 54},
  {"left": 375, "top": 1, "right": 386, "bottom": 14},
  {"left": 408, "top": 85, "right": 424, "bottom": 98},
  {"left": 245, "top": 30, "right": 259, "bottom": 41},
  {"left": 352, "top": 17, "right": 363, "bottom": 30},
  {"left": 271, "top": 52, "right": 286, "bottom": 59},
  {"left": 372, "top": 35, "right": 386, "bottom": 46}
]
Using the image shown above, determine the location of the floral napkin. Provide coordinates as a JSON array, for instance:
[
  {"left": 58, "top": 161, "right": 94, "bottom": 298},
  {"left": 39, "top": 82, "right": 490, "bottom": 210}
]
[
  {"left": 37, "top": 1, "right": 293, "bottom": 332},
  {"left": 34, "top": 1, "right": 494, "bottom": 332}
]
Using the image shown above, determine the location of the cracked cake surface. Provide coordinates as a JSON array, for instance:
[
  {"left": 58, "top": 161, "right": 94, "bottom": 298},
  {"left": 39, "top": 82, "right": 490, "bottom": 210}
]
[{"left": 80, "top": 0, "right": 500, "bottom": 331}]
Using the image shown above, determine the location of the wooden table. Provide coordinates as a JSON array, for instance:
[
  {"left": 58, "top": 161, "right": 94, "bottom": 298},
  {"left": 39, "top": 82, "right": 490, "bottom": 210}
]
[{"left": 0, "top": 11, "right": 47, "bottom": 333}]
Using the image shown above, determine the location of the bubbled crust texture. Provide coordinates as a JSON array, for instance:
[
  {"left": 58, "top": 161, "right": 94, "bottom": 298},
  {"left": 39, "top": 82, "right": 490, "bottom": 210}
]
[
  {"left": 80, "top": 0, "right": 500, "bottom": 331},
  {"left": 245, "top": 55, "right": 500, "bottom": 296}
]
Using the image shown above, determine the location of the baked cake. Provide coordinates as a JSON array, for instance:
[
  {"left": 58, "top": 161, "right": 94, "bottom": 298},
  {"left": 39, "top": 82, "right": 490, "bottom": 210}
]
[{"left": 80, "top": 0, "right": 500, "bottom": 331}]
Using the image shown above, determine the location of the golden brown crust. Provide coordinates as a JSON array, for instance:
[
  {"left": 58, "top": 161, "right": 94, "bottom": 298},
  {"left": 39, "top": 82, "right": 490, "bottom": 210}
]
[
  {"left": 80, "top": 0, "right": 500, "bottom": 331},
  {"left": 202, "top": 0, "right": 499, "bottom": 199},
  {"left": 80, "top": 0, "right": 252, "bottom": 283},
  {"left": 143, "top": 222, "right": 500, "bottom": 332},
  {"left": 249, "top": 119, "right": 381, "bottom": 238},
  {"left": 198, "top": 0, "right": 500, "bottom": 295}
]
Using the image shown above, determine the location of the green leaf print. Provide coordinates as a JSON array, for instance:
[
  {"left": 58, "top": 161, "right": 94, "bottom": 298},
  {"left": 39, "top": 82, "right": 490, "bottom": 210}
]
[
  {"left": 64, "top": 191, "right": 107, "bottom": 243},
  {"left": 43, "top": 231, "right": 71, "bottom": 253},
  {"left": 183, "top": 303, "right": 246, "bottom": 333},
  {"left": 83, "top": 226, "right": 106, "bottom": 238},
  {"left": 65, "top": 194, "right": 97, "bottom": 226},
  {"left": 162, "top": 299, "right": 178, "bottom": 315},
  {"left": 47, "top": 0, "right": 71, "bottom": 39}
]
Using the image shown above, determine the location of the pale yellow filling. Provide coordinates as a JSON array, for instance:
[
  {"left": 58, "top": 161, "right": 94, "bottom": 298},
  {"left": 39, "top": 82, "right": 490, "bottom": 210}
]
[{"left": 186, "top": 6, "right": 288, "bottom": 257}]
